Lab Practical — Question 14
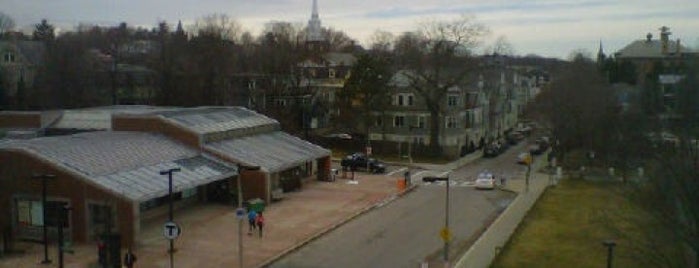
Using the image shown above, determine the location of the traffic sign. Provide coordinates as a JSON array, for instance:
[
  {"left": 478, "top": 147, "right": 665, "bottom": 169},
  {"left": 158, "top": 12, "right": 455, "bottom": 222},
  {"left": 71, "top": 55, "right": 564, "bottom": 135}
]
[
  {"left": 440, "top": 227, "right": 451, "bottom": 242},
  {"left": 163, "top": 221, "right": 181, "bottom": 240},
  {"left": 235, "top": 208, "right": 245, "bottom": 220}
]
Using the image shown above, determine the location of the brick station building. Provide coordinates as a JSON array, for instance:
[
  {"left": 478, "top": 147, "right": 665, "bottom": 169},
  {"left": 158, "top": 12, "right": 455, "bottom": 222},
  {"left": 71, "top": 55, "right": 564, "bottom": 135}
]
[{"left": 0, "top": 106, "right": 331, "bottom": 247}]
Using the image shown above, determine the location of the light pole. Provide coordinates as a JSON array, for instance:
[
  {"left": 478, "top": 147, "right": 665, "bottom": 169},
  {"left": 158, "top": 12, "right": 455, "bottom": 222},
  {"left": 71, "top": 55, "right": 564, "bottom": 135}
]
[
  {"left": 444, "top": 175, "right": 450, "bottom": 263},
  {"left": 57, "top": 205, "right": 71, "bottom": 268},
  {"left": 159, "top": 168, "right": 180, "bottom": 268},
  {"left": 421, "top": 175, "right": 451, "bottom": 264},
  {"left": 235, "top": 165, "right": 260, "bottom": 268},
  {"left": 603, "top": 240, "right": 616, "bottom": 268},
  {"left": 32, "top": 173, "right": 55, "bottom": 265}
]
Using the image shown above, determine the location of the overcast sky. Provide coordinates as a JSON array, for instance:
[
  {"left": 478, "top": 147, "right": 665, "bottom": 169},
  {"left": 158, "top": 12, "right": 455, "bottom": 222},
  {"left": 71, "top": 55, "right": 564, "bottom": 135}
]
[{"left": 4, "top": 0, "right": 699, "bottom": 59}]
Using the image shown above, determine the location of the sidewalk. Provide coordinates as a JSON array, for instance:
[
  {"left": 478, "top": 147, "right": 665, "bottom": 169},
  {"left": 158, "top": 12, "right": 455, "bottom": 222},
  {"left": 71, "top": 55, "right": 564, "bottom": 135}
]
[{"left": 0, "top": 173, "right": 411, "bottom": 268}]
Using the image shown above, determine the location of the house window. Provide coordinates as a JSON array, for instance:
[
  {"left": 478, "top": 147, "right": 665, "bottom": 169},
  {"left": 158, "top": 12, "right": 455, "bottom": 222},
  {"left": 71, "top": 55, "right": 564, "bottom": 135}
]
[
  {"left": 375, "top": 116, "right": 383, "bottom": 127},
  {"left": 394, "top": 115, "right": 405, "bottom": 127},
  {"left": 3, "top": 52, "right": 15, "bottom": 63},
  {"left": 417, "top": 116, "right": 425, "bottom": 128},
  {"left": 395, "top": 93, "right": 414, "bottom": 106},
  {"left": 413, "top": 136, "right": 425, "bottom": 145},
  {"left": 329, "top": 69, "right": 336, "bottom": 78},
  {"left": 445, "top": 116, "right": 457, "bottom": 128},
  {"left": 275, "top": 99, "right": 287, "bottom": 107},
  {"left": 447, "top": 95, "right": 459, "bottom": 107}
]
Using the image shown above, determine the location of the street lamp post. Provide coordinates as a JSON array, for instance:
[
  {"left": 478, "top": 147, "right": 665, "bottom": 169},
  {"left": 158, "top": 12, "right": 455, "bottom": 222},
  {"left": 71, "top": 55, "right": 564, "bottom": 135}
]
[
  {"left": 235, "top": 165, "right": 260, "bottom": 268},
  {"left": 32, "top": 174, "right": 55, "bottom": 265},
  {"left": 159, "top": 168, "right": 181, "bottom": 268},
  {"left": 421, "top": 175, "right": 451, "bottom": 264},
  {"left": 444, "top": 175, "right": 450, "bottom": 263},
  {"left": 603, "top": 240, "right": 616, "bottom": 268},
  {"left": 57, "top": 205, "right": 71, "bottom": 268}
]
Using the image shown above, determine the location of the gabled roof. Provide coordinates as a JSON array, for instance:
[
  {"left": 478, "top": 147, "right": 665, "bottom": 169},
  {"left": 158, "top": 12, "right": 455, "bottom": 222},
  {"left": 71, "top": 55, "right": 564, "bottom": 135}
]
[
  {"left": 205, "top": 131, "right": 330, "bottom": 173},
  {"left": 1, "top": 131, "right": 236, "bottom": 201},
  {"left": 155, "top": 107, "right": 278, "bottom": 134},
  {"left": 322, "top": 52, "right": 357, "bottom": 66},
  {"left": 615, "top": 39, "right": 692, "bottom": 59}
]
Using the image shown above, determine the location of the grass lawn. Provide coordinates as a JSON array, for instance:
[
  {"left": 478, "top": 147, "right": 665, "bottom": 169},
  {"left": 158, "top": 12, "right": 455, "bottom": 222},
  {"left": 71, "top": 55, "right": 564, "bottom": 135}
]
[{"left": 491, "top": 179, "right": 652, "bottom": 268}]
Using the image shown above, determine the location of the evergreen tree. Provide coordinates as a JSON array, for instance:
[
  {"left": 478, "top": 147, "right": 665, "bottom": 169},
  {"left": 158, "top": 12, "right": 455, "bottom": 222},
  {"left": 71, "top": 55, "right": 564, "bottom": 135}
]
[{"left": 32, "top": 19, "right": 55, "bottom": 43}]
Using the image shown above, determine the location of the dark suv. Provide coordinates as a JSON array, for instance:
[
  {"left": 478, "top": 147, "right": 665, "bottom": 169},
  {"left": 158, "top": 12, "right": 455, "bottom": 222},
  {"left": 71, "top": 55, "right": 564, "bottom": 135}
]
[{"left": 340, "top": 153, "right": 386, "bottom": 173}]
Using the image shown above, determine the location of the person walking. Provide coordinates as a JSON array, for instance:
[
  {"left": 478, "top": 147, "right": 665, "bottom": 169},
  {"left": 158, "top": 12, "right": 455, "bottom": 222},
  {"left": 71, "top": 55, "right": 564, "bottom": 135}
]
[
  {"left": 247, "top": 209, "right": 257, "bottom": 235},
  {"left": 255, "top": 212, "right": 265, "bottom": 237},
  {"left": 124, "top": 247, "right": 137, "bottom": 268}
]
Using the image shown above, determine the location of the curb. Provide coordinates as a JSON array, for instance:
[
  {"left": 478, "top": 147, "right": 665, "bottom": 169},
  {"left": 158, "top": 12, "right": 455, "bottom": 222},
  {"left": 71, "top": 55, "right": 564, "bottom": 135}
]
[{"left": 258, "top": 184, "right": 419, "bottom": 267}]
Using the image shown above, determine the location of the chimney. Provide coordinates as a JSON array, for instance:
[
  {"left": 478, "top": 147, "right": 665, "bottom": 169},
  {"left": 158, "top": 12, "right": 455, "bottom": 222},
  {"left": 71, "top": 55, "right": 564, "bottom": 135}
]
[{"left": 660, "top": 26, "right": 671, "bottom": 54}]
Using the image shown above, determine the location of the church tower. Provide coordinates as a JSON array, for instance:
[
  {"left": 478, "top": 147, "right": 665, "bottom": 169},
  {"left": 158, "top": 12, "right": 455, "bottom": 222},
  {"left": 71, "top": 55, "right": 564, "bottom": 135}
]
[
  {"left": 597, "top": 40, "right": 606, "bottom": 63},
  {"left": 305, "top": 0, "right": 329, "bottom": 52}
]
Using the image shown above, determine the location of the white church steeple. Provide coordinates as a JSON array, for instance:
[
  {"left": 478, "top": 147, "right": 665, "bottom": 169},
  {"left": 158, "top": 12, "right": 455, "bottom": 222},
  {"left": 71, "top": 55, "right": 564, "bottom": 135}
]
[{"left": 307, "top": 0, "right": 324, "bottom": 42}]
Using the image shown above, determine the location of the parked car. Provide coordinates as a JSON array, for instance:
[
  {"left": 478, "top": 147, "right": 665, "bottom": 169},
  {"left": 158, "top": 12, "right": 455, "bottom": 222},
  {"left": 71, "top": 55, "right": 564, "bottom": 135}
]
[
  {"left": 529, "top": 144, "right": 544, "bottom": 155},
  {"left": 507, "top": 131, "right": 525, "bottom": 145},
  {"left": 475, "top": 172, "right": 495, "bottom": 190},
  {"left": 323, "top": 133, "right": 352, "bottom": 140},
  {"left": 340, "top": 153, "right": 386, "bottom": 173},
  {"left": 517, "top": 152, "right": 532, "bottom": 165},
  {"left": 483, "top": 144, "right": 500, "bottom": 157},
  {"left": 483, "top": 141, "right": 507, "bottom": 158}
]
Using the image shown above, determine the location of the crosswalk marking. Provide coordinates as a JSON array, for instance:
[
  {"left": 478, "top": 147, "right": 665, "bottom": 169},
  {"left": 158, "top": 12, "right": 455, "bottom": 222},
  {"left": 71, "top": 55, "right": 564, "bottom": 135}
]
[
  {"left": 420, "top": 181, "right": 477, "bottom": 187},
  {"left": 387, "top": 167, "right": 408, "bottom": 176}
]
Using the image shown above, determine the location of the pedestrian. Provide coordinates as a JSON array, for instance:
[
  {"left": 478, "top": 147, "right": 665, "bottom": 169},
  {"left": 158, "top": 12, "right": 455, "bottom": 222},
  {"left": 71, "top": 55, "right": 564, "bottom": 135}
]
[
  {"left": 255, "top": 212, "right": 265, "bottom": 237},
  {"left": 124, "top": 247, "right": 137, "bottom": 268},
  {"left": 247, "top": 209, "right": 257, "bottom": 235}
]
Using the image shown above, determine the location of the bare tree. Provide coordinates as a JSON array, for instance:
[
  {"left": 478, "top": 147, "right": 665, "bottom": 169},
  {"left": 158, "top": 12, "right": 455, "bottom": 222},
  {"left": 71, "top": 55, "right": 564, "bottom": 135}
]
[
  {"left": 395, "top": 15, "right": 488, "bottom": 155},
  {"left": 323, "top": 27, "right": 354, "bottom": 51},
  {"left": 0, "top": 12, "right": 15, "bottom": 36},
  {"left": 192, "top": 13, "right": 242, "bottom": 42},
  {"left": 369, "top": 30, "right": 394, "bottom": 53},
  {"left": 532, "top": 55, "right": 617, "bottom": 159},
  {"left": 484, "top": 35, "right": 515, "bottom": 56}
]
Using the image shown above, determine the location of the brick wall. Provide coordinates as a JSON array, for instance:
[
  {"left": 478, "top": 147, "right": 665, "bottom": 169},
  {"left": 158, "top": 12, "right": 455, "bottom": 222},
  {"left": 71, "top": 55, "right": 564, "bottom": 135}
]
[
  {"left": 0, "top": 150, "right": 136, "bottom": 247},
  {"left": 0, "top": 112, "right": 42, "bottom": 128}
]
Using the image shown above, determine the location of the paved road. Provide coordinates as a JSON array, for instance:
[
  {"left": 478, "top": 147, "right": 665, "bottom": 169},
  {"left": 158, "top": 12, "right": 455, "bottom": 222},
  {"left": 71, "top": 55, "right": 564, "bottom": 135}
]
[{"left": 270, "top": 143, "right": 531, "bottom": 268}]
